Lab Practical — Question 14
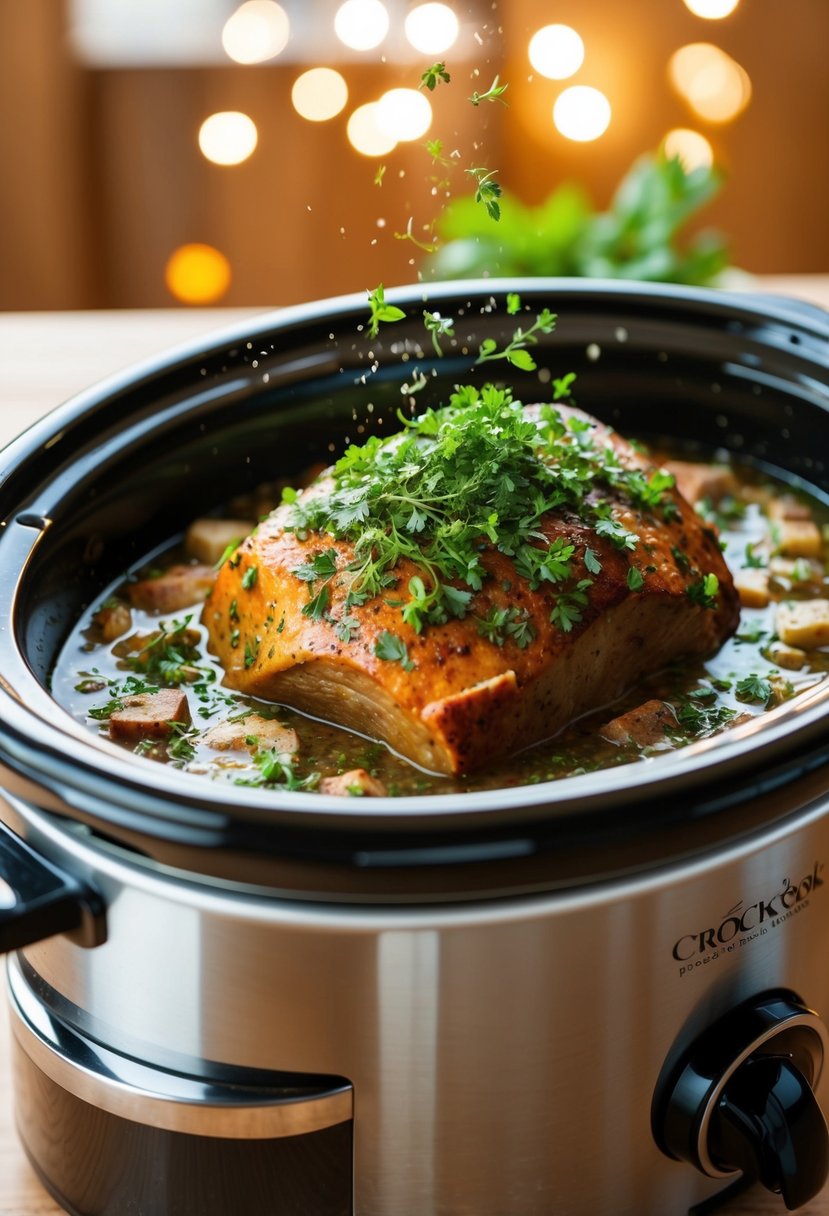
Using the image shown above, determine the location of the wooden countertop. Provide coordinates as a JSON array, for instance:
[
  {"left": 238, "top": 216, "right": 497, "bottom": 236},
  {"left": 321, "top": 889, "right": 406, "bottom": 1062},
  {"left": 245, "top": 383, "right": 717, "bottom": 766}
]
[{"left": 1, "top": 276, "right": 828, "bottom": 1216}]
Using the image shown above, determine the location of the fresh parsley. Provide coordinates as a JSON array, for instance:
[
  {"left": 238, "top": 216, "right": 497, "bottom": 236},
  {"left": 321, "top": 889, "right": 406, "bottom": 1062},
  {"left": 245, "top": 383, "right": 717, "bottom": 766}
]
[
  {"left": 374, "top": 630, "right": 415, "bottom": 671},
  {"left": 469, "top": 75, "right": 508, "bottom": 106},
  {"left": 366, "top": 284, "right": 406, "bottom": 339},
  {"left": 465, "top": 166, "right": 502, "bottom": 222},
  {"left": 420, "top": 62, "right": 450, "bottom": 91}
]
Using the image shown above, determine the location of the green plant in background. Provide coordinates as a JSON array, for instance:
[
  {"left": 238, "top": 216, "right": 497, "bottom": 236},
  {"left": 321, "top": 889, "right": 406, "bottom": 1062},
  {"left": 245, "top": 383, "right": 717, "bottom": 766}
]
[{"left": 427, "top": 152, "right": 730, "bottom": 286}]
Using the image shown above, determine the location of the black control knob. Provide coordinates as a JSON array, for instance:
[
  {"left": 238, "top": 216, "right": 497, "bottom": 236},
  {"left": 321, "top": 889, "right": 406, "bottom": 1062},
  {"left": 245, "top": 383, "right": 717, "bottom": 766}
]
[{"left": 654, "top": 991, "right": 829, "bottom": 1211}]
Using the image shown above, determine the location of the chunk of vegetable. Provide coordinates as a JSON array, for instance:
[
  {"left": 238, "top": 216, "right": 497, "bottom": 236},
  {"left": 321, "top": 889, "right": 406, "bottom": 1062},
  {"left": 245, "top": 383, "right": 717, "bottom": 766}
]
[
  {"left": 775, "top": 519, "right": 822, "bottom": 559},
  {"left": 733, "top": 567, "right": 771, "bottom": 609},
  {"left": 776, "top": 599, "right": 829, "bottom": 649},
  {"left": 185, "top": 519, "right": 253, "bottom": 566}
]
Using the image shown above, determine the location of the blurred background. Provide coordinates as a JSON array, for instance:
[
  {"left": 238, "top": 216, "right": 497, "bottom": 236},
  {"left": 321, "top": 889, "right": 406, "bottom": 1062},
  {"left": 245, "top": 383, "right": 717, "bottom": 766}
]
[{"left": 1, "top": 0, "right": 827, "bottom": 311}]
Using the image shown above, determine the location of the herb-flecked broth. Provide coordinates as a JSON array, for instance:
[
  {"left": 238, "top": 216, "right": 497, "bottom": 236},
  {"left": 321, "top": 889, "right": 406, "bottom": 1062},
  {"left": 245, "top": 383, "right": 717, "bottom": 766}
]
[{"left": 51, "top": 454, "right": 829, "bottom": 798}]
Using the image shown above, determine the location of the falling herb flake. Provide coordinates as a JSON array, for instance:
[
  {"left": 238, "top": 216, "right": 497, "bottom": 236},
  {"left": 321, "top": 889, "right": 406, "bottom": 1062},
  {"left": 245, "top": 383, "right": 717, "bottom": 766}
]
[
  {"left": 465, "top": 166, "right": 503, "bottom": 222},
  {"left": 420, "top": 62, "right": 451, "bottom": 91},
  {"left": 469, "top": 75, "right": 509, "bottom": 106},
  {"left": 423, "top": 310, "right": 455, "bottom": 356},
  {"left": 394, "top": 216, "right": 438, "bottom": 254},
  {"left": 374, "top": 164, "right": 386, "bottom": 187},
  {"left": 366, "top": 283, "right": 407, "bottom": 339}
]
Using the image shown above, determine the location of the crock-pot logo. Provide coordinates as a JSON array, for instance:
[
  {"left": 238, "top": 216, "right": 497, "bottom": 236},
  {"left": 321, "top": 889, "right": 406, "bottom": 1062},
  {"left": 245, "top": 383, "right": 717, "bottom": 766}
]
[{"left": 672, "top": 862, "right": 824, "bottom": 974}]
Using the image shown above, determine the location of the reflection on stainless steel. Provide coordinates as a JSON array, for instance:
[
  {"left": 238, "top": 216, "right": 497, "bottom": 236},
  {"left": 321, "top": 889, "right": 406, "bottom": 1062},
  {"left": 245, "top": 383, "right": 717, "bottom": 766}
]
[{"left": 8, "top": 788, "right": 829, "bottom": 1215}]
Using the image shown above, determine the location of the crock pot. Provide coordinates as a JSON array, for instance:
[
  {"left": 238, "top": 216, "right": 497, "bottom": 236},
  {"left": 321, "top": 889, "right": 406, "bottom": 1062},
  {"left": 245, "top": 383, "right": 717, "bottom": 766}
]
[{"left": 0, "top": 280, "right": 828, "bottom": 1216}]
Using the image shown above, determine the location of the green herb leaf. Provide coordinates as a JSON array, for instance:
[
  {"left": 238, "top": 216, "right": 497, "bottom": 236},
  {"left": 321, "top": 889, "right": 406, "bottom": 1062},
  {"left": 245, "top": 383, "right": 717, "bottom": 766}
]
[
  {"left": 374, "top": 630, "right": 415, "bottom": 671},
  {"left": 420, "top": 61, "right": 450, "bottom": 91},
  {"left": 735, "top": 673, "right": 774, "bottom": 705},
  {"left": 469, "top": 75, "right": 509, "bottom": 106},
  {"left": 366, "top": 283, "right": 407, "bottom": 339}
]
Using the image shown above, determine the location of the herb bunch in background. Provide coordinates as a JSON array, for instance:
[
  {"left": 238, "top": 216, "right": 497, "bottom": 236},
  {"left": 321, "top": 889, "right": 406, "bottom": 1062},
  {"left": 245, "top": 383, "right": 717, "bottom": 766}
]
[{"left": 427, "top": 152, "right": 729, "bottom": 287}]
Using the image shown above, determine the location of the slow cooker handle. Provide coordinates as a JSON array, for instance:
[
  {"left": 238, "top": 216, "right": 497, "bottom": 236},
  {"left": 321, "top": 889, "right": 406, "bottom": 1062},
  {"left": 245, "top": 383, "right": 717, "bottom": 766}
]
[{"left": 0, "top": 821, "right": 105, "bottom": 951}]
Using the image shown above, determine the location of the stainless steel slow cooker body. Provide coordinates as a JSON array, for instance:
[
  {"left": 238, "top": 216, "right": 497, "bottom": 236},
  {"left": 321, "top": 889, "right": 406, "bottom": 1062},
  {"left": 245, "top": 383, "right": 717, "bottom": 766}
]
[{"left": 1, "top": 281, "right": 828, "bottom": 1216}]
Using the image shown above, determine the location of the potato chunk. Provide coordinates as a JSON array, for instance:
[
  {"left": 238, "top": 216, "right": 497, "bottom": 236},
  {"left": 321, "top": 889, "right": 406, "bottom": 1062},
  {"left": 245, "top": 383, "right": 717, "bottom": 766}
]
[
  {"left": 776, "top": 599, "right": 829, "bottom": 650},
  {"left": 765, "top": 641, "right": 808, "bottom": 671},
  {"left": 775, "top": 519, "right": 823, "bottom": 559},
  {"left": 128, "top": 564, "right": 216, "bottom": 613},
  {"left": 203, "top": 714, "right": 299, "bottom": 754},
  {"left": 319, "top": 769, "right": 387, "bottom": 797},
  {"left": 733, "top": 568, "right": 771, "bottom": 609},
  {"left": 599, "top": 699, "right": 678, "bottom": 747},
  {"left": 109, "top": 689, "right": 190, "bottom": 741},
  {"left": 185, "top": 519, "right": 253, "bottom": 566}
]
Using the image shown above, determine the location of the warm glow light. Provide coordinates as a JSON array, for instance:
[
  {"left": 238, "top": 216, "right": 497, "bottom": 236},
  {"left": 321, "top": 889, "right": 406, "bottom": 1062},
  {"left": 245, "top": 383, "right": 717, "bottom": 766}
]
[
  {"left": 165, "top": 244, "right": 231, "bottom": 305},
  {"left": 553, "top": 86, "right": 611, "bottom": 142},
  {"left": 221, "top": 1, "right": 290, "bottom": 64},
  {"left": 198, "top": 112, "right": 258, "bottom": 165},
  {"left": 376, "top": 88, "right": 432, "bottom": 141},
  {"left": 291, "top": 68, "right": 348, "bottom": 122},
  {"left": 683, "top": 0, "right": 740, "bottom": 17},
  {"left": 334, "top": 0, "right": 389, "bottom": 51},
  {"left": 347, "top": 103, "right": 398, "bottom": 155},
  {"left": 528, "top": 24, "right": 584, "bottom": 80},
  {"left": 663, "top": 127, "right": 714, "bottom": 171},
  {"left": 669, "top": 42, "right": 751, "bottom": 123},
  {"left": 404, "top": 3, "right": 459, "bottom": 54}
]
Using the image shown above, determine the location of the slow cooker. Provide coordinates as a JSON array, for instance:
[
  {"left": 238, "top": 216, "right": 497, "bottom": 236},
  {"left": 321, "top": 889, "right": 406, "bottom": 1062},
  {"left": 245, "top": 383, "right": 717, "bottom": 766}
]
[{"left": 0, "top": 281, "right": 828, "bottom": 1216}]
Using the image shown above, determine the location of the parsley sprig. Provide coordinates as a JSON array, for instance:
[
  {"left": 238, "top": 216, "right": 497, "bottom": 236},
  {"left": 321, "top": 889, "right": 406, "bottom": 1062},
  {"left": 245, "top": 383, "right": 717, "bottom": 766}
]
[
  {"left": 366, "top": 283, "right": 406, "bottom": 339},
  {"left": 476, "top": 307, "right": 556, "bottom": 369},
  {"left": 465, "top": 166, "right": 503, "bottom": 222},
  {"left": 420, "top": 62, "right": 451, "bottom": 91},
  {"left": 469, "top": 75, "right": 509, "bottom": 106}
]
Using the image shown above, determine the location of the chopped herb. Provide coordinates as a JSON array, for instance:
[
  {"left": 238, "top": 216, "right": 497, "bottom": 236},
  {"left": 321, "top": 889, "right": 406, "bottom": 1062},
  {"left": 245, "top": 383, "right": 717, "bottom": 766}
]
[
  {"left": 241, "top": 566, "right": 258, "bottom": 590},
  {"left": 476, "top": 307, "right": 557, "bottom": 368},
  {"left": 735, "top": 673, "right": 774, "bottom": 705},
  {"left": 465, "top": 166, "right": 502, "bottom": 222},
  {"left": 215, "top": 540, "right": 241, "bottom": 570},
  {"left": 394, "top": 215, "right": 437, "bottom": 254},
  {"left": 366, "top": 283, "right": 406, "bottom": 340},
  {"left": 687, "top": 573, "right": 719, "bottom": 609},
  {"left": 469, "top": 75, "right": 509, "bottom": 106},
  {"left": 374, "top": 630, "right": 415, "bottom": 671},
  {"left": 230, "top": 628, "right": 241, "bottom": 648},
  {"left": 674, "top": 700, "right": 736, "bottom": 736},
  {"left": 425, "top": 137, "right": 448, "bottom": 165},
  {"left": 293, "top": 549, "right": 338, "bottom": 582},
  {"left": 626, "top": 567, "right": 645, "bottom": 592},
  {"left": 506, "top": 292, "right": 522, "bottom": 315},
  {"left": 302, "top": 583, "right": 331, "bottom": 621},
  {"left": 373, "top": 164, "right": 386, "bottom": 187},
  {"left": 423, "top": 310, "right": 455, "bottom": 356},
  {"left": 244, "top": 637, "right": 260, "bottom": 668},
  {"left": 583, "top": 547, "right": 602, "bottom": 575},
  {"left": 743, "top": 542, "right": 767, "bottom": 569},
  {"left": 420, "top": 62, "right": 450, "bottom": 91},
  {"left": 475, "top": 605, "right": 536, "bottom": 648}
]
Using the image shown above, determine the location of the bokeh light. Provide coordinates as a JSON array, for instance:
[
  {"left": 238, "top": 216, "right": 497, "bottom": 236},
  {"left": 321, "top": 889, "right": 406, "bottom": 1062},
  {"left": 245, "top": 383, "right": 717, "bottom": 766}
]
[
  {"left": 347, "top": 103, "right": 398, "bottom": 156},
  {"left": 669, "top": 42, "right": 751, "bottom": 123},
  {"left": 662, "top": 127, "right": 714, "bottom": 171},
  {"left": 198, "top": 112, "right": 258, "bottom": 166},
  {"left": 165, "top": 244, "right": 231, "bottom": 304},
  {"left": 404, "top": 3, "right": 460, "bottom": 55},
  {"left": 291, "top": 68, "right": 348, "bottom": 122},
  {"left": 221, "top": 1, "right": 290, "bottom": 65},
  {"left": 528, "top": 25, "right": 585, "bottom": 80},
  {"left": 334, "top": 0, "right": 389, "bottom": 51},
  {"left": 376, "top": 88, "right": 432, "bottom": 141},
  {"left": 553, "top": 86, "right": 612, "bottom": 142},
  {"left": 683, "top": 0, "right": 740, "bottom": 17}
]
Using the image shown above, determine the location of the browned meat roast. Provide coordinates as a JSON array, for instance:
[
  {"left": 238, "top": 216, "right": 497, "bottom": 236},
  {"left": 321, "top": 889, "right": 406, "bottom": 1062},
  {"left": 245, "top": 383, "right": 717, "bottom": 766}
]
[{"left": 205, "top": 392, "right": 739, "bottom": 775}]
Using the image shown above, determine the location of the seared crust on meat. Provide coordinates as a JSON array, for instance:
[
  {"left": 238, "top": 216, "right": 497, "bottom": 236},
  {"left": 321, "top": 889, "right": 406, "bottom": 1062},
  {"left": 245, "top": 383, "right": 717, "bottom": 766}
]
[{"left": 205, "top": 408, "right": 739, "bottom": 775}]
